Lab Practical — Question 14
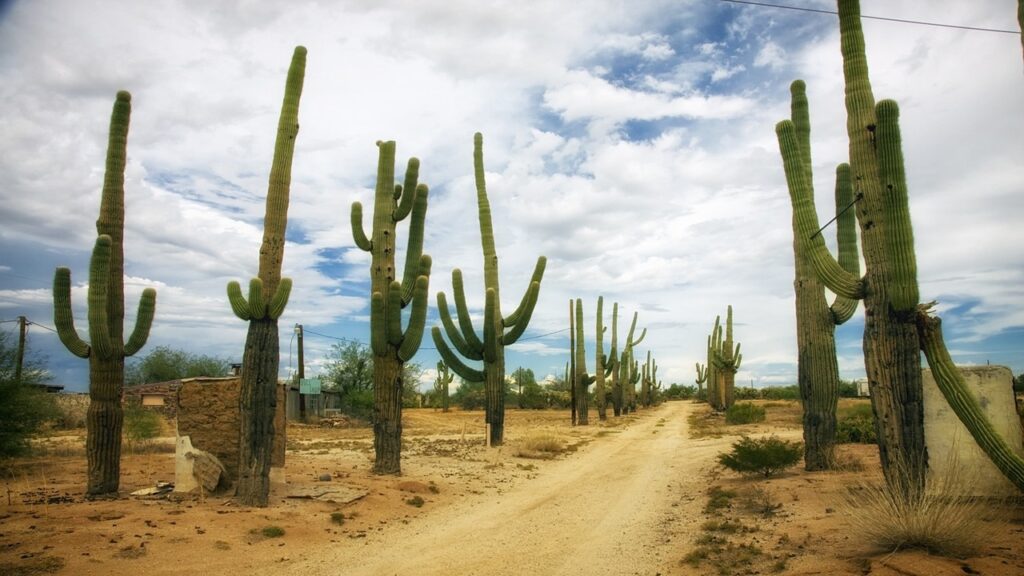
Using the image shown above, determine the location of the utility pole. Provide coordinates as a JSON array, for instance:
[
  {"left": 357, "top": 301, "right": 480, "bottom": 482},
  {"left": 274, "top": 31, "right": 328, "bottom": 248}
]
[
  {"left": 296, "top": 323, "right": 305, "bottom": 422},
  {"left": 15, "top": 316, "right": 26, "bottom": 384}
]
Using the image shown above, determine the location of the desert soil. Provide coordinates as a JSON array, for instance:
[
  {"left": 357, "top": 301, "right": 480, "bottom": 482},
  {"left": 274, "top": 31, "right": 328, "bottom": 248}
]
[{"left": 2, "top": 400, "right": 1023, "bottom": 576}]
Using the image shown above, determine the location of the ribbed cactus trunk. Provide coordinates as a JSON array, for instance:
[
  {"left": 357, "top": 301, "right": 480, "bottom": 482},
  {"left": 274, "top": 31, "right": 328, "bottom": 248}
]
[
  {"left": 609, "top": 303, "right": 621, "bottom": 417},
  {"left": 227, "top": 47, "right": 306, "bottom": 506},
  {"left": 436, "top": 361, "right": 453, "bottom": 413},
  {"left": 569, "top": 299, "right": 576, "bottom": 425},
  {"left": 351, "top": 139, "right": 432, "bottom": 475},
  {"left": 432, "top": 133, "right": 545, "bottom": 447},
  {"left": 52, "top": 91, "right": 156, "bottom": 496}
]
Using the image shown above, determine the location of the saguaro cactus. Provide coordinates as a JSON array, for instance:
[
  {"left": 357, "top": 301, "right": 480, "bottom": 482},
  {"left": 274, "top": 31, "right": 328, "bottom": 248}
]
[
  {"left": 432, "top": 133, "right": 546, "bottom": 446},
  {"left": 707, "top": 308, "right": 741, "bottom": 411},
  {"left": 350, "top": 141, "right": 431, "bottom": 475},
  {"left": 573, "top": 298, "right": 595, "bottom": 425},
  {"left": 779, "top": 80, "right": 861, "bottom": 470},
  {"left": 695, "top": 362, "right": 707, "bottom": 399},
  {"left": 226, "top": 46, "right": 305, "bottom": 505},
  {"left": 593, "top": 296, "right": 612, "bottom": 420},
  {"left": 435, "top": 361, "right": 454, "bottom": 413},
  {"left": 53, "top": 91, "right": 156, "bottom": 496},
  {"left": 641, "top": 351, "right": 657, "bottom": 408}
]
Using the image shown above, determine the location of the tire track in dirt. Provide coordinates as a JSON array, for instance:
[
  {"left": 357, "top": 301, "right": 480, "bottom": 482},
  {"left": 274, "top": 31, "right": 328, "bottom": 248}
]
[{"left": 271, "top": 402, "right": 732, "bottom": 576}]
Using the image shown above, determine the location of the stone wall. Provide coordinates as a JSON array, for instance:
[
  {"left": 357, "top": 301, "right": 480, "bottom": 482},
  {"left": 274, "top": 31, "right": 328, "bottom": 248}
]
[
  {"left": 923, "top": 365, "right": 1024, "bottom": 496},
  {"left": 176, "top": 377, "right": 286, "bottom": 483}
]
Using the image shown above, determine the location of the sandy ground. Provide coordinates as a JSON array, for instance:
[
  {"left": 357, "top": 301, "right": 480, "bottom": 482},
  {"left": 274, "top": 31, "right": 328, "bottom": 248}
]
[{"left": 2, "top": 401, "right": 1022, "bottom": 576}]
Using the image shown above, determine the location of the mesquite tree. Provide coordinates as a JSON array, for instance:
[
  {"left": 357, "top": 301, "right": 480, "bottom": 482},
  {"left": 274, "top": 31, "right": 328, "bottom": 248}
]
[
  {"left": 779, "top": 81, "right": 861, "bottom": 471},
  {"left": 226, "top": 46, "right": 305, "bottom": 505},
  {"left": 350, "top": 141, "right": 431, "bottom": 475},
  {"left": 432, "top": 133, "right": 545, "bottom": 446},
  {"left": 53, "top": 91, "right": 156, "bottom": 496}
]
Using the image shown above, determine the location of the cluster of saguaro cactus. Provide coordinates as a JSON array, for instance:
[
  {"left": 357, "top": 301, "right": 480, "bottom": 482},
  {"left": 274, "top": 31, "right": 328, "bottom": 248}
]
[
  {"left": 777, "top": 0, "right": 1024, "bottom": 493},
  {"left": 225, "top": 46, "right": 306, "bottom": 505},
  {"left": 350, "top": 140, "right": 432, "bottom": 475},
  {"left": 53, "top": 91, "right": 157, "bottom": 496},
  {"left": 702, "top": 306, "right": 741, "bottom": 411},
  {"left": 613, "top": 309, "right": 645, "bottom": 416},
  {"left": 432, "top": 133, "right": 546, "bottom": 446},
  {"left": 779, "top": 80, "right": 861, "bottom": 471},
  {"left": 593, "top": 296, "right": 612, "bottom": 420},
  {"left": 434, "top": 361, "right": 453, "bottom": 413}
]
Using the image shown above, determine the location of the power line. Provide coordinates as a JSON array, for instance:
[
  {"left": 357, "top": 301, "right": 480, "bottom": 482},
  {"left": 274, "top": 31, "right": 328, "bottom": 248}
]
[{"left": 718, "top": 0, "right": 1021, "bottom": 34}]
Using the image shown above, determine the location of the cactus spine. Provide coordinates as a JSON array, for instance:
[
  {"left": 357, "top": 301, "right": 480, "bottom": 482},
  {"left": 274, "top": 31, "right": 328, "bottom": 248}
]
[
  {"left": 225, "top": 47, "right": 305, "bottom": 506},
  {"left": 52, "top": 91, "right": 156, "bottom": 496},
  {"left": 780, "top": 79, "right": 861, "bottom": 470},
  {"left": 435, "top": 361, "right": 453, "bottom": 412},
  {"left": 350, "top": 140, "right": 432, "bottom": 475},
  {"left": 573, "top": 298, "right": 595, "bottom": 425},
  {"left": 432, "top": 133, "right": 545, "bottom": 446}
]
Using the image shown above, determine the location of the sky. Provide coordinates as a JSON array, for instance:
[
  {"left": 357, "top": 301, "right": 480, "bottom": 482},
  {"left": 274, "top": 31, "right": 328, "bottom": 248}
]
[{"left": 0, "top": 0, "right": 1022, "bottom": 394}]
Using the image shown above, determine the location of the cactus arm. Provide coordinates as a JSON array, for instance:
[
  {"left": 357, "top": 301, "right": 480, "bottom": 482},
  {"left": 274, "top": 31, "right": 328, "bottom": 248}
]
[
  {"left": 876, "top": 100, "right": 918, "bottom": 312},
  {"left": 226, "top": 281, "right": 251, "bottom": 320},
  {"left": 625, "top": 312, "right": 646, "bottom": 348},
  {"left": 917, "top": 311, "right": 1024, "bottom": 491},
  {"left": 350, "top": 202, "right": 372, "bottom": 251},
  {"left": 483, "top": 288, "right": 497, "bottom": 363},
  {"left": 53, "top": 267, "right": 91, "bottom": 358},
  {"left": 451, "top": 269, "right": 484, "bottom": 352},
  {"left": 503, "top": 256, "right": 547, "bottom": 327},
  {"left": 830, "top": 163, "right": 861, "bottom": 324},
  {"left": 400, "top": 185, "right": 429, "bottom": 304},
  {"left": 86, "top": 235, "right": 113, "bottom": 361},
  {"left": 695, "top": 363, "right": 706, "bottom": 384},
  {"left": 431, "top": 326, "right": 485, "bottom": 382},
  {"left": 124, "top": 287, "right": 156, "bottom": 356},
  {"left": 267, "top": 277, "right": 291, "bottom": 320},
  {"left": 247, "top": 278, "right": 266, "bottom": 319},
  {"left": 370, "top": 291, "right": 386, "bottom": 357},
  {"left": 437, "top": 291, "right": 483, "bottom": 360},
  {"left": 397, "top": 275, "right": 429, "bottom": 362},
  {"left": 502, "top": 281, "right": 539, "bottom": 346},
  {"left": 387, "top": 281, "right": 404, "bottom": 346},
  {"left": 777, "top": 119, "right": 865, "bottom": 300},
  {"left": 393, "top": 158, "right": 420, "bottom": 222}
]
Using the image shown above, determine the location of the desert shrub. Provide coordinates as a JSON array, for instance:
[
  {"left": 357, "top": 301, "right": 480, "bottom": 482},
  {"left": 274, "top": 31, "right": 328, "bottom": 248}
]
[
  {"left": 514, "top": 434, "right": 566, "bottom": 459},
  {"left": 704, "top": 486, "right": 737, "bottom": 514},
  {"left": 122, "top": 400, "right": 163, "bottom": 450},
  {"left": 258, "top": 526, "right": 285, "bottom": 538},
  {"left": 725, "top": 402, "right": 766, "bottom": 425},
  {"left": 838, "top": 379, "right": 860, "bottom": 398},
  {"left": 734, "top": 387, "right": 759, "bottom": 400},
  {"left": 843, "top": 461, "right": 994, "bottom": 557},
  {"left": 0, "top": 382, "right": 59, "bottom": 458},
  {"left": 761, "top": 385, "right": 800, "bottom": 400},
  {"left": 405, "top": 495, "right": 425, "bottom": 507},
  {"left": 836, "top": 403, "right": 877, "bottom": 444},
  {"left": 718, "top": 435, "right": 802, "bottom": 478}
]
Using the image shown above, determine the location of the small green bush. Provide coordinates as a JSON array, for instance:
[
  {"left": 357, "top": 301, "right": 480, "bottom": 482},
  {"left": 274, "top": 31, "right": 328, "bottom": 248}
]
[
  {"left": 761, "top": 385, "right": 800, "bottom": 400},
  {"left": 123, "top": 401, "right": 163, "bottom": 449},
  {"left": 406, "top": 495, "right": 425, "bottom": 507},
  {"left": 725, "top": 402, "right": 766, "bottom": 425},
  {"left": 259, "top": 526, "right": 285, "bottom": 538},
  {"left": 330, "top": 512, "right": 345, "bottom": 525},
  {"left": 836, "top": 403, "right": 877, "bottom": 444},
  {"left": 718, "top": 435, "right": 802, "bottom": 478}
]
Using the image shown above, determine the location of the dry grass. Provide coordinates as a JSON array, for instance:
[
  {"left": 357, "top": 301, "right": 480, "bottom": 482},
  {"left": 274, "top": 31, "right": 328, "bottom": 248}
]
[
  {"left": 842, "top": 460, "right": 999, "bottom": 558},
  {"left": 513, "top": 434, "right": 567, "bottom": 459}
]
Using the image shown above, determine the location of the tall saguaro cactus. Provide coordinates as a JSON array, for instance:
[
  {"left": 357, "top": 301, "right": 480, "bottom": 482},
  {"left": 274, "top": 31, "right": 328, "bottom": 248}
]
[
  {"left": 53, "top": 91, "right": 156, "bottom": 496},
  {"left": 226, "top": 46, "right": 305, "bottom": 505},
  {"left": 432, "top": 132, "right": 546, "bottom": 446},
  {"left": 573, "top": 298, "right": 595, "bottom": 425},
  {"left": 707, "top": 308, "right": 741, "bottom": 411},
  {"left": 594, "top": 296, "right": 612, "bottom": 420},
  {"left": 780, "top": 80, "right": 861, "bottom": 470},
  {"left": 435, "top": 361, "right": 454, "bottom": 413},
  {"left": 350, "top": 140, "right": 432, "bottom": 475}
]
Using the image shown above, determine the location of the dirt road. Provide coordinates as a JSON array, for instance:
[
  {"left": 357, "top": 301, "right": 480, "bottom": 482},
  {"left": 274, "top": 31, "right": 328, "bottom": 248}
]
[{"left": 272, "top": 401, "right": 726, "bottom": 576}]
